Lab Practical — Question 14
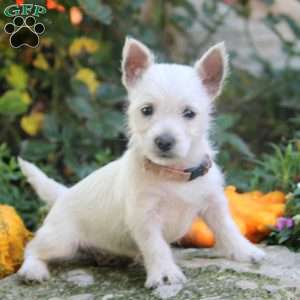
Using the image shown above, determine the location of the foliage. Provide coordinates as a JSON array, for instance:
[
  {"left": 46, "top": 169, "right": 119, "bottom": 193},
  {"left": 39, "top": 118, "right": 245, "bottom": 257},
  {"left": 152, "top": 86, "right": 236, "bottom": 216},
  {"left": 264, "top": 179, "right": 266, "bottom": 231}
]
[
  {"left": 267, "top": 185, "right": 300, "bottom": 251},
  {"left": 0, "top": 144, "right": 41, "bottom": 229},
  {"left": 286, "top": 187, "right": 300, "bottom": 218},
  {"left": 211, "top": 112, "right": 259, "bottom": 190},
  {"left": 0, "top": 0, "right": 300, "bottom": 230},
  {"left": 207, "top": 0, "right": 300, "bottom": 169},
  {"left": 214, "top": 114, "right": 254, "bottom": 159},
  {"left": 246, "top": 141, "right": 300, "bottom": 193}
]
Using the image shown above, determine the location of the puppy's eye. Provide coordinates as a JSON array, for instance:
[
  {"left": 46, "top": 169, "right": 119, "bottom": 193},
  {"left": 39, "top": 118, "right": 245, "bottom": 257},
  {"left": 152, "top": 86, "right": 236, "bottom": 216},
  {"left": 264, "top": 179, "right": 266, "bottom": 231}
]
[
  {"left": 183, "top": 108, "right": 196, "bottom": 119},
  {"left": 141, "top": 105, "right": 154, "bottom": 117}
]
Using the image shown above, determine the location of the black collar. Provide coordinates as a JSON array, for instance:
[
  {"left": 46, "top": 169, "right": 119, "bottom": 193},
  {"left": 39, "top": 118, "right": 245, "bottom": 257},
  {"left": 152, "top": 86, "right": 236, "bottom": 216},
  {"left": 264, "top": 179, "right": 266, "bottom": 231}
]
[
  {"left": 184, "top": 154, "right": 212, "bottom": 181},
  {"left": 144, "top": 154, "right": 212, "bottom": 182}
]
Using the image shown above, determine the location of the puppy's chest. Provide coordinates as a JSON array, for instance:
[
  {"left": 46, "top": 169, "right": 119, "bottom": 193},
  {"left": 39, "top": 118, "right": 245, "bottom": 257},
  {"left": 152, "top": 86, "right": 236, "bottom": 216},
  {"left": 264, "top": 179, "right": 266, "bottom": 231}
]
[
  {"left": 149, "top": 185, "right": 200, "bottom": 242},
  {"left": 159, "top": 178, "right": 210, "bottom": 206}
]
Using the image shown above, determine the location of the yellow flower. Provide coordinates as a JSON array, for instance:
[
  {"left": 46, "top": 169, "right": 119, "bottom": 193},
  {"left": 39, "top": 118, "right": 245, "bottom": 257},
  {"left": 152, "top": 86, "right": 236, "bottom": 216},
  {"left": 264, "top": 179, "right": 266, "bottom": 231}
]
[
  {"left": 20, "top": 112, "right": 45, "bottom": 136},
  {"left": 20, "top": 92, "right": 32, "bottom": 105},
  {"left": 33, "top": 53, "right": 49, "bottom": 71},
  {"left": 69, "top": 37, "right": 99, "bottom": 57},
  {"left": 6, "top": 64, "right": 28, "bottom": 90},
  {"left": 75, "top": 68, "right": 100, "bottom": 95}
]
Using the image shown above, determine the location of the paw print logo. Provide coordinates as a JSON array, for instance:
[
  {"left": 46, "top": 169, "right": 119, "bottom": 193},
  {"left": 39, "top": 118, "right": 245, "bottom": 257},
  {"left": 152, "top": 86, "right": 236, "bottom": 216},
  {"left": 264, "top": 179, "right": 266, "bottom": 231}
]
[{"left": 4, "top": 16, "right": 45, "bottom": 48}]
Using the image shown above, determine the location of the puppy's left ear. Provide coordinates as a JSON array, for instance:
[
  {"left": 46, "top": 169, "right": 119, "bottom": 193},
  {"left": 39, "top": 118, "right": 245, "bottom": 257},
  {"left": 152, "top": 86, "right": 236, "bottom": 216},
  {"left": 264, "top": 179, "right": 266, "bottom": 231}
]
[
  {"left": 194, "top": 42, "right": 228, "bottom": 99},
  {"left": 122, "top": 37, "right": 154, "bottom": 89}
]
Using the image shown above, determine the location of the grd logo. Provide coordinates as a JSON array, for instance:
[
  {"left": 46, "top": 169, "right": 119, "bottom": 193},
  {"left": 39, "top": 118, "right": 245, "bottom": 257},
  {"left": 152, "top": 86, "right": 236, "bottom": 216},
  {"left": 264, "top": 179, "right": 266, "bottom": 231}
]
[{"left": 3, "top": 4, "right": 47, "bottom": 48}]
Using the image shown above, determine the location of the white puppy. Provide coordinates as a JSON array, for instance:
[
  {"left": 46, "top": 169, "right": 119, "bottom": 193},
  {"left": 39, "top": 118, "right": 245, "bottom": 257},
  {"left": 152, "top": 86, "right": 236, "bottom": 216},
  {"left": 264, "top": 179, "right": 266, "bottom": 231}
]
[{"left": 18, "top": 38, "right": 265, "bottom": 288}]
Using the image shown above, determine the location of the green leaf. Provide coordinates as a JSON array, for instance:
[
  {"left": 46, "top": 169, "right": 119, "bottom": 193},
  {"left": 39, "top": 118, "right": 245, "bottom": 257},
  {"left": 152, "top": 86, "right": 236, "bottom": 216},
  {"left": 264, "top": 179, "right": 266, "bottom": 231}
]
[
  {"left": 67, "top": 96, "right": 96, "bottom": 119},
  {"left": 0, "top": 90, "right": 28, "bottom": 115},
  {"left": 215, "top": 114, "right": 239, "bottom": 131},
  {"left": 86, "top": 119, "right": 103, "bottom": 137},
  {"left": 100, "top": 110, "right": 125, "bottom": 138},
  {"left": 278, "top": 232, "right": 291, "bottom": 244},
  {"left": 21, "top": 140, "right": 57, "bottom": 161},
  {"left": 226, "top": 133, "right": 254, "bottom": 158},
  {"left": 87, "top": 111, "right": 124, "bottom": 139},
  {"left": 96, "top": 83, "right": 124, "bottom": 103},
  {"left": 78, "top": 0, "right": 112, "bottom": 25},
  {"left": 42, "top": 114, "right": 60, "bottom": 142},
  {"left": 5, "top": 64, "right": 28, "bottom": 90},
  {"left": 95, "top": 148, "right": 114, "bottom": 166}
]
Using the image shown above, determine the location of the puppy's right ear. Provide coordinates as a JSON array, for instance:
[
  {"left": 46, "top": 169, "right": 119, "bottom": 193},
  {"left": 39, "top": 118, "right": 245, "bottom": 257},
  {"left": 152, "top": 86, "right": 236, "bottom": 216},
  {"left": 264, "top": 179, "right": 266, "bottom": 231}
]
[{"left": 122, "top": 37, "right": 154, "bottom": 89}]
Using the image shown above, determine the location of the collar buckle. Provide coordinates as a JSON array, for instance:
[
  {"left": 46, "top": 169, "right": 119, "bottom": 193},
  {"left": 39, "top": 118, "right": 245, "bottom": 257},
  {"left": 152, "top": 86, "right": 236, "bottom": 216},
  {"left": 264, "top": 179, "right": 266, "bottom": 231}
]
[{"left": 184, "top": 155, "right": 212, "bottom": 181}]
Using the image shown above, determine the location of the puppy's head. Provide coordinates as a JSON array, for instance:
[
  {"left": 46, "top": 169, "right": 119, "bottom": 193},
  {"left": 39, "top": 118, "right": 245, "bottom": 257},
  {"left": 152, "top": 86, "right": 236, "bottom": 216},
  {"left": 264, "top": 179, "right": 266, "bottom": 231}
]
[{"left": 122, "top": 38, "right": 228, "bottom": 166}]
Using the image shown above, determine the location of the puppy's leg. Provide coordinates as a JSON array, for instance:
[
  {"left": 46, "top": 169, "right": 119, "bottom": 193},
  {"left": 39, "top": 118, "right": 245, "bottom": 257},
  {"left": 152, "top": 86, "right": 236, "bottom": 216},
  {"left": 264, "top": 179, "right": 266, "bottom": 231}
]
[
  {"left": 202, "top": 193, "right": 265, "bottom": 263},
  {"left": 132, "top": 223, "right": 186, "bottom": 288},
  {"left": 18, "top": 223, "right": 78, "bottom": 282}
]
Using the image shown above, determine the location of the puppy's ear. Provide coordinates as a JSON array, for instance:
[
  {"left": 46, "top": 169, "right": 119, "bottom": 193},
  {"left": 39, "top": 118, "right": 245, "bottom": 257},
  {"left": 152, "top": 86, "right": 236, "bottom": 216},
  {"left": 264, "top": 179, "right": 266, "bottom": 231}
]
[
  {"left": 122, "top": 37, "right": 154, "bottom": 89},
  {"left": 194, "top": 42, "right": 228, "bottom": 99}
]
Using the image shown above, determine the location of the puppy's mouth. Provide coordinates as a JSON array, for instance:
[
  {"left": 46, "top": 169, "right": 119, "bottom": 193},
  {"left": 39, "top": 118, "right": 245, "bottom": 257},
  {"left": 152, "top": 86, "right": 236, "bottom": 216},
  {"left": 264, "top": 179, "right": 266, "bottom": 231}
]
[
  {"left": 157, "top": 152, "right": 174, "bottom": 159},
  {"left": 146, "top": 151, "right": 180, "bottom": 167}
]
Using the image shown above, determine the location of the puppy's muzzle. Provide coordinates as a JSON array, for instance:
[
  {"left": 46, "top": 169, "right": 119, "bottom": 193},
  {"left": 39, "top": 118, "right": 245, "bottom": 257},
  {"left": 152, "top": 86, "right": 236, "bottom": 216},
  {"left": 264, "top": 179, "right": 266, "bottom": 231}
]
[{"left": 154, "top": 133, "right": 176, "bottom": 153}]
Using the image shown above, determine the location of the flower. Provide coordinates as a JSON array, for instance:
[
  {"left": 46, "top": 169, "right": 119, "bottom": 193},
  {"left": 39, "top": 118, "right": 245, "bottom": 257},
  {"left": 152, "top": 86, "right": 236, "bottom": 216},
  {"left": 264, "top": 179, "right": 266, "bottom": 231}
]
[
  {"left": 70, "top": 7, "right": 83, "bottom": 26},
  {"left": 275, "top": 217, "right": 294, "bottom": 231},
  {"left": 16, "top": 0, "right": 65, "bottom": 11},
  {"left": 46, "top": 0, "right": 65, "bottom": 12},
  {"left": 20, "top": 112, "right": 45, "bottom": 136},
  {"left": 69, "top": 37, "right": 99, "bottom": 57},
  {"left": 75, "top": 68, "right": 100, "bottom": 95},
  {"left": 33, "top": 54, "right": 49, "bottom": 71}
]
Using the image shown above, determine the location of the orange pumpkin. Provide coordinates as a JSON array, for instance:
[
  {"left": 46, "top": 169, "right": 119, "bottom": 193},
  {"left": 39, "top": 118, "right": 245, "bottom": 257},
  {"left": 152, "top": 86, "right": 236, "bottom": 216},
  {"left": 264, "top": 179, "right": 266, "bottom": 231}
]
[
  {"left": 181, "top": 186, "right": 286, "bottom": 247},
  {"left": 0, "top": 205, "right": 32, "bottom": 278}
]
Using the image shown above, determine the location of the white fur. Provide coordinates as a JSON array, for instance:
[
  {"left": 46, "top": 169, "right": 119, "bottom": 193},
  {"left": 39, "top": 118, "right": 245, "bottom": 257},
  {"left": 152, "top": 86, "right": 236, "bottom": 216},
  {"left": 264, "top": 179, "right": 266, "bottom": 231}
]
[
  {"left": 18, "top": 38, "right": 265, "bottom": 287},
  {"left": 18, "top": 157, "right": 67, "bottom": 206}
]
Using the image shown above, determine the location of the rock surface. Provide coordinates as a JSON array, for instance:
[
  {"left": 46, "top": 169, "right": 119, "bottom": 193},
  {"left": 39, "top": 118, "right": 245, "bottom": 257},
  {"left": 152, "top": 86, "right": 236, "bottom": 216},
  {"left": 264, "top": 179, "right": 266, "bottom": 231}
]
[{"left": 1, "top": 246, "right": 300, "bottom": 300}]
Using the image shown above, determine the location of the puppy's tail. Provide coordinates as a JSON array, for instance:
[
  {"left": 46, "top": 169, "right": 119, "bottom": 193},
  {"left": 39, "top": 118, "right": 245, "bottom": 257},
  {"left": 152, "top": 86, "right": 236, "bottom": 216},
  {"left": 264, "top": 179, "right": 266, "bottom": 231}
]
[{"left": 18, "top": 157, "right": 68, "bottom": 206}]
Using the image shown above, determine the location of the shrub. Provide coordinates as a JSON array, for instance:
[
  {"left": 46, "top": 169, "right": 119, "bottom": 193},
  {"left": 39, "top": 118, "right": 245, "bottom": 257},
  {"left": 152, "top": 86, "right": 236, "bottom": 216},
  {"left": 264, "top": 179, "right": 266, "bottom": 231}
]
[
  {"left": 267, "top": 184, "right": 300, "bottom": 251},
  {"left": 247, "top": 141, "right": 300, "bottom": 192},
  {"left": 0, "top": 144, "right": 41, "bottom": 229},
  {"left": 0, "top": 0, "right": 300, "bottom": 230}
]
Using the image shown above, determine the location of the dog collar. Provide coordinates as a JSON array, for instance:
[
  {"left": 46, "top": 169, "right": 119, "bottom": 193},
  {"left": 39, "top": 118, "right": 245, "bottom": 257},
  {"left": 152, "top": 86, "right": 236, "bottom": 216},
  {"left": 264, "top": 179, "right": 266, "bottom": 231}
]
[{"left": 144, "top": 154, "right": 212, "bottom": 182}]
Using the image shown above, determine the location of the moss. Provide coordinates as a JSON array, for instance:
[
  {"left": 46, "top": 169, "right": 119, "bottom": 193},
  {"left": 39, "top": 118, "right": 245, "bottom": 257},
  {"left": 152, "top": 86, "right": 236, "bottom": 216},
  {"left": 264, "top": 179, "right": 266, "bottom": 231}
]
[{"left": 0, "top": 259, "right": 296, "bottom": 300}]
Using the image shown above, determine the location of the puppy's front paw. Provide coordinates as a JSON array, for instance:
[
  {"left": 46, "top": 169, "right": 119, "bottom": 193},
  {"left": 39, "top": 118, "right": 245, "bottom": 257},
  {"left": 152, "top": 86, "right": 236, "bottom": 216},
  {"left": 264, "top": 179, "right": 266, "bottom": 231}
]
[
  {"left": 145, "top": 264, "right": 186, "bottom": 289},
  {"left": 18, "top": 258, "right": 50, "bottom": 283},
  {"left": 228, "top": 243, "right": 265, "bottom": 263}
]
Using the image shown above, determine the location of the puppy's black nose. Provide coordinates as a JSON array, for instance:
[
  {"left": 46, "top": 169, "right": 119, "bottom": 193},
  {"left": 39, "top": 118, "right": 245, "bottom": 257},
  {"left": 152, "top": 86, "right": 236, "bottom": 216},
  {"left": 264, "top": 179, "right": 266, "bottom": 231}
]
[{"left": 154, "top": 134, "right": 175, "bottom": 152}]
